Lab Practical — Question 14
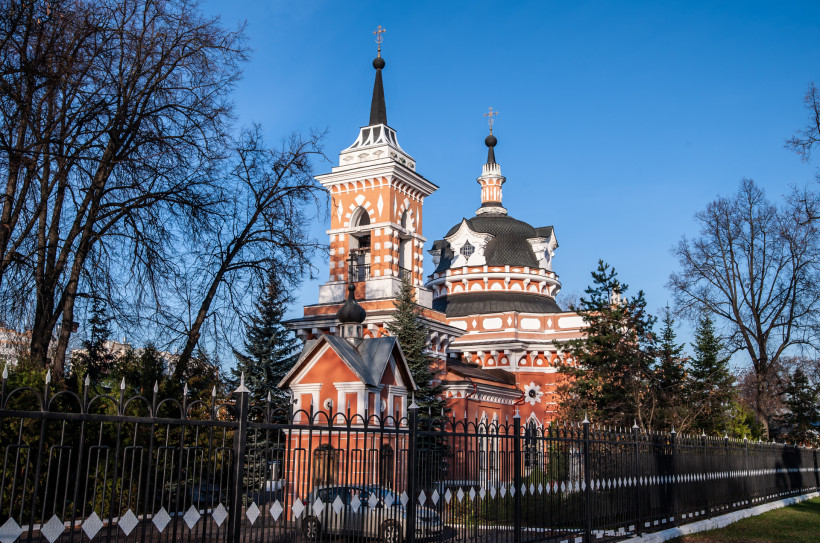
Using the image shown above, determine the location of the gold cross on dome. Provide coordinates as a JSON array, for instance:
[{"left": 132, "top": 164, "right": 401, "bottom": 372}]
[
  {"left": 373, "top": 25, "right": 386, "bottom": 56},
  {"left": 483, "top": 107, "right": 498, "bottom": 132}
]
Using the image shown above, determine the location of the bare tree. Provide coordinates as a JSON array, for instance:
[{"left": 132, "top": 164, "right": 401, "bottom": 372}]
[
  {"left": 159, "top": 126, "right": 327, "bottom": 382},
  {"left": 0, "top": 0, "right": 245, "bottom": 374},
  {"left": 787, "top": 82, "right": 820, "bottom": 178},
  {"left": 669, "top": 180, "right": 820, "bottom": 436}
]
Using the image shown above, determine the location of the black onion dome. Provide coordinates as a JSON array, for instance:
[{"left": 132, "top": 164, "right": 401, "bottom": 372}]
[{"left": 337, "top": 284, "right": 366, "bottom": 324}]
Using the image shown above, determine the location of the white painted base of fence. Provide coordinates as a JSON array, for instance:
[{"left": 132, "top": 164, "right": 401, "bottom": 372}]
[{"left": 621, "top": 491, "right": 820, "bottom": 542}]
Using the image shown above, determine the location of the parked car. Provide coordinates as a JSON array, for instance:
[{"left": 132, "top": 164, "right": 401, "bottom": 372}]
[{"left": 297, "top": 485, "right": 443, "bottom": 543}]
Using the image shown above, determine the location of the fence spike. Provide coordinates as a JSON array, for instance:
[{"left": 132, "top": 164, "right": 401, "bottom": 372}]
[
  {"left": 183, "top": 383, "right": 189, "bottom": 396},
  {"left": 234, "top": 372, "right": 250, "bottom": 394},
  {"left": 513, "top": 406, "right": 520, "bottom": 419},
  {"left": 213, "top": 385, "right": 218, "bottom": 397},
  {"left": 153, "top": 381, "right": 159, "bottom": 394},
  {"left": 120, "top": 377, "right": 126, "bottom": 391},
  {"left": 633, "top": 419, "right": 639, "bottom": 430},
  {"left": 267, "top": 391, "right": 272, "bottom": 402},
  {"left": 582, "top": 412, "right": 589, "bottom": 424},
  {"left": 2, "top": 363, "right": 7, "bottom": 380},
  {"left": 409, "top": 394, "right": 418, "bottom": 409},
  {"left": 45, "top": 369, "right": 51, "bottom": 385}
]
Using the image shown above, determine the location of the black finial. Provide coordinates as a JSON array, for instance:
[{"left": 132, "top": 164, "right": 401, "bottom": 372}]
[
  {"left": 369, "top": 56, "right": 388, "bottom": 126},
  {"left": 485, "top": 133, "right": 497, "bottom": 164},
  {"left": 337, "top": 284, "right": 366, "bottom": 324}
]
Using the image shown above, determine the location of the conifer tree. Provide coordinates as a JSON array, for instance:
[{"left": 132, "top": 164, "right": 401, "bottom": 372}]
[
  {"left": 385, "top": 278, "right": 447, "bottom": 419},
  {"left": 232, "top": 275, "right": 300, "bottom": 419},
  {"left": 73, "top": 298, "right": 115, "bottom": 383},
  {"left": 560, "top": 261, "right": 657, "bottom": 429},
  {"left": 781, "top": 368, "right": 819, "bottom": 446},
  {"left": 689, "top": 313, "right": 734, "bottom": 434},
  {"left": 655, "top": 307, "right": 689, "bottom": 431}
]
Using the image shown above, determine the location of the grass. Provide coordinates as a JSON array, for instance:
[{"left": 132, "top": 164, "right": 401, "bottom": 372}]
[{"left": 668, "top": 497, "right": 820, "bottom": 543}]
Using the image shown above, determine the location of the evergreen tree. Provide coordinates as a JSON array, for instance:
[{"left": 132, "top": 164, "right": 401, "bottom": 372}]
[
  {"left": 559, "top": 261, "right": 657, "bottom": 429},
  {"left": 116, "top": 344, "right": 167, "bottom": 397},
  {"left": 689, "top": 313, "right": 735, "bottom": 434},
  {"left": 780, "top": 368, "right": 819, "bottom": 446},
  {"left": 73, "top": 298, "right": 115, "bottom": 383},
  {"left": 655, "top": 307, "right": 689, "bottom": 431},
  {"left": 385, "top": 277, "right": 447, "bottom": 419},
  {"left": 232, "top": 275, "right": 300, "bottom": 420}
]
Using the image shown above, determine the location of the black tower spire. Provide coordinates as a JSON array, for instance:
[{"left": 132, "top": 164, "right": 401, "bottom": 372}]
[{"left": 369, "top": 56, "right": 387, "bottom": 126}]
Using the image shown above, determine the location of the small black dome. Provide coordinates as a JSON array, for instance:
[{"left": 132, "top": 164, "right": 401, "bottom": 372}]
[
  {"left": 337, "top": 284, "right": 366, "bottom": 324},
  {"left": 485, "top": 134, "right": 497, "bottom": 148},
  {"left": 373, "top": 56, "right": 385, "bottom": 70}
]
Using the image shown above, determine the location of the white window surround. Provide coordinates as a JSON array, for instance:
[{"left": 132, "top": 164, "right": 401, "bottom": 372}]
[
  {"left": 445, "top": 219, "right": 493, "bottom": 268},
  {"left": 527, "top": 234, "right": 558, "bottom": 271}
]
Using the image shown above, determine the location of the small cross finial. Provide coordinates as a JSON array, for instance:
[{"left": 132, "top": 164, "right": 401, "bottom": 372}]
[
  {"left": 483, "top": 107, "right": 498, "bottom": 134},
  {"left": 373, "top": 25, "right": 386, "bottom": 57}
]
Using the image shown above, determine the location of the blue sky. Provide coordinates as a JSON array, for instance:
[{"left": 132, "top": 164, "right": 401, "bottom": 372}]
[{"left": 204, "top": 1, "right": 820, "bottom": 355}]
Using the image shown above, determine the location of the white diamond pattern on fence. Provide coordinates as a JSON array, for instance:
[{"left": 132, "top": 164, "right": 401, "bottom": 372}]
[
  {"left": 469, "top": 487, "right": 476, "bottom": 501},
  {"left": 400, "top": 492, "right": 408, "bottom": 507},
  {"left": 184, "top": 506, "right": 201, "bottom": 529},
  {"left": 500, "top": 484, "right": 506, "bottom": 497},
  {"left": 457, "top": 488, "right": 464, "bottom": 502},
  {"left": 41, "top": 515, "right": 65, "bottom": 543},
  {"left": 119, "top": 510, "right": 138, "bottom": 537},
  {"left": 445, "top": 489, "right": 452, "bottom": 503},
  {"left": 479, "top": 487, "right": 486, "bottom": 499},
  {"left": 418, "top": 490, "right": 426, "bottom": 506},
  {"left": 246, "top": 503, "right": 260, "bottom": 525},
  {"left": 292, "top": 499, "right": 305, "bottom": 519},
  {"left": 368, "top": 492, "right": 379, "bottom": 509},
  {"left": 384, "top": 492, "right": 394, "bottom": 509},
  {"left": 351, "top": 494, "right": 361, "bottom": 512},
  {"left": 313, "top": 497, "right": 324, "bottom": 516},
  {"left": 432, "top": 490, "right": 440, "bottom": 505},
  {"left": 530, "top": 483, "right": 535, "bottom": 495},
  {"left": 83, "top": 512, "right": 103, "bottom": 540},
  {"left": 0, "top": 518, "right": 22, "bottom": 543},
  {"left": 271, "top": 501, "right": 284, "bottom": 521},
  {"left": 333, "top": 495, "right": 344, "bottom": 514},
  {"left": 212, "top": 504, "right": 228, "bottom": 527},
  {"left": 538, "top": 483, "right": 543, "bottom": 494},
  {"left": 490, "top": 486, "right": 497, "bottom": 498},
  {"left": 153, "top": 507, "right": 171, "bottom": 533}
]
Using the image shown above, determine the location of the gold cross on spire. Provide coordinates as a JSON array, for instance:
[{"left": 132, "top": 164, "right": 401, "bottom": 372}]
[
  {"left": 373, "top": 25, "right": 386, "bottom": 57},
  {"left": 483, "top": 107, "right": 498, "bottom": 133}
]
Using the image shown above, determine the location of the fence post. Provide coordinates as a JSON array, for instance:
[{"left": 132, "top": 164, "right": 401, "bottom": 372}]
[
  {"left": 513, "top": 409, "right": 522, "bottom": 543},
  {"left": 670, "top": 428, "right": 678, "bottom": 526},
  {"left": 702, "top": 433, "right": 711, "bottom": 518},
  {"left": 406, "top": 397, "right": 419, "bottom": 543},
  {"left": 633, "top": 422, "right": 642, "bottom": 536},
  {"left": 582, "top": 416, "right": 592, "bottom": 543},
  {"left": 814, "top": 448, "right": 819, "bottom": 489},
  {"left": 743, "top": 437, "right": 749, "bottom": 507},
  {"left": 229, "top": 375, "right": 250, "bottom": 543}
]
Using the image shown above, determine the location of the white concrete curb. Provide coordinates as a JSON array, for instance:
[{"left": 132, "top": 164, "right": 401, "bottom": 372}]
[{"left": 620, "top": 491, "right": 820, "bottom": 542}]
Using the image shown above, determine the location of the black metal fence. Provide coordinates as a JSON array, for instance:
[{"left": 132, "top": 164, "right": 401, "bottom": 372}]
[{"left": 0, "top": 375, "right": 818, "bottom": 543}]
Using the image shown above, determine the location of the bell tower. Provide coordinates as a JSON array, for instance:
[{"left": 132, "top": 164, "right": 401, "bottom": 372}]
[{"left": 315, "top": 35, "right": 438, "bottom": 308}]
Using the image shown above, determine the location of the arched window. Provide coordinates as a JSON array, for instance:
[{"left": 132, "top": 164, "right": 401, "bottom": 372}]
[
  {"left": 379, "top": 444, "right": 395, "bottom": 487},
  {"left": 351, "top": 207, "right": 371, "bottom": 227}
]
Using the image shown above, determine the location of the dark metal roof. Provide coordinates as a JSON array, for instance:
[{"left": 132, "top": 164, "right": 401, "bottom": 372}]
[
  {"left": 433, "top": 292, "right": 562, "bottom": 317},
  {"left": 446, "top": 359, "right": 517, "bottom": 385},
  {"left": 434, "top": 213, "right": 554, "bottom": 272},
  {"left": 369, "top": 58, "right": 387, "bottom": 126},
  {"left": 336, "top": 284, "right": 366, "bottom": 324}
]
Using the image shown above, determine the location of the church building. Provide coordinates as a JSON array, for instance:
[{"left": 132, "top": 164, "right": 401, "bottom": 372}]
[{"left": 285, "top": 41, "right": 585, "bottom": 429}]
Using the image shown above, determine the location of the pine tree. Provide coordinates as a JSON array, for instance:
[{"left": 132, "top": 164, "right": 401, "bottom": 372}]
[
  {"left": 386, "top": 277, "right": 448, "bottom": 488},
  {"left": 781, "top": 368, "right": 819, "bottom": 446},
  {"left": 385, "top": 277, "right": 446, "bottom": 419},
  {"left": 689, "top": 313, "right": 734, "bottom": 434},
  {"left": 560, "top": 261, "right": 657, "bottom": 429},
  {"left": 232, "top": 275, "right": 300, "bottom": 420},
  {"left": 655, "top": 307, "right": 689, "bottom": 431},
  {"left": 73, "top": 298, "right": 115, "bottom": 383}
]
